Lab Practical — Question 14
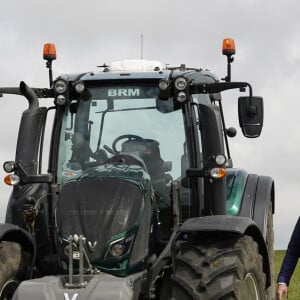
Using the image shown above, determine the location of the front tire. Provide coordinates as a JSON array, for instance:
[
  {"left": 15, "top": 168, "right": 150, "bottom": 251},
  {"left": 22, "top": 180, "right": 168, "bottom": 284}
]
[
  {"left": 161, "top": 234, "right": 266, "bottom": 299},
  {"left": 0, "top": 241, "right": 30, "bottom": 300}
]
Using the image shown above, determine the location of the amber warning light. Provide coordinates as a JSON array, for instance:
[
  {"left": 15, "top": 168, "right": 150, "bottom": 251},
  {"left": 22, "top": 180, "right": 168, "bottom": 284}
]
[
  {"left": 4, "top": 174, "right": 20, "bottom": 186},
  {"left": 43, "top": 43, "right": 57, "bottom": 61},
  {"left": 43, "top": 43, "right": 57, "bottom": 87},
  {"left": 222, "top": 38, "right": 236, "bottom": 56}
]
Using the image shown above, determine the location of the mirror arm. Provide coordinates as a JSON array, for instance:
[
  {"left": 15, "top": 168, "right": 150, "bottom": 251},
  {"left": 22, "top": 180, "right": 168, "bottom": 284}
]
[
  {"left": 190, "top": 81, "right": 253, "bottom": 97},
  {"left": 14, "top": 162, "right": 53, "bottom": 184}
]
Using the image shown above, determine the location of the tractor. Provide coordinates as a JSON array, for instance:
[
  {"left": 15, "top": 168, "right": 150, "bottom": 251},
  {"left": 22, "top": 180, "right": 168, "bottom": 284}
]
[{"left": 0, "top": 38, "right": 274, "bottom": 299}]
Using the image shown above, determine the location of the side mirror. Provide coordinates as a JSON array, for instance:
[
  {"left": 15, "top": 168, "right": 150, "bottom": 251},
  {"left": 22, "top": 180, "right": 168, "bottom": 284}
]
[{"left": 238, "top": 96, "right": 263, "bottom": 138}]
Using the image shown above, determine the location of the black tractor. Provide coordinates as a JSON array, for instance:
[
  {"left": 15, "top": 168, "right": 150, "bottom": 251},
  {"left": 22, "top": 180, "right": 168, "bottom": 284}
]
[{"left": 0, "top": 39, "right": 274, "bottom": 299}]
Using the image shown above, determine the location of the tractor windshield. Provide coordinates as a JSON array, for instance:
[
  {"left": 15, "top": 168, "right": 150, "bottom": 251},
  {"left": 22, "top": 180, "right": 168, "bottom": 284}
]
[{"left": 57, "top": 83, "right": 196, "bottom": 214}]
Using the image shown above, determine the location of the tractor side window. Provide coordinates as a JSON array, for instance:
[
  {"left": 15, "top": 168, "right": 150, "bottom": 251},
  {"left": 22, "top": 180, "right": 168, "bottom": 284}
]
[
  {"left": 57, "top": 107, "right": 76, "bottom": 184},
  {"left": 192, "top": 93, "right": 211, "bottom": 106}
]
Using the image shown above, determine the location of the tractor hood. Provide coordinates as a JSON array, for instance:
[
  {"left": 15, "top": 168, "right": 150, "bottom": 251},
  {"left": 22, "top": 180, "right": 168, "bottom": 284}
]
[{"left": 56, "top": 156, "right": 153, "bottom": 276}]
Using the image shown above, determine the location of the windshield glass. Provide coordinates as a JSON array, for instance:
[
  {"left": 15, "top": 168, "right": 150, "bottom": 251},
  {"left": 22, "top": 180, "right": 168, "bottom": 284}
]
[
  {"left": 58, "top": 85, "right": 185, "bottom": 176},
  {"left": 57, "top": 84, "right": 195, "bottom": 216}
]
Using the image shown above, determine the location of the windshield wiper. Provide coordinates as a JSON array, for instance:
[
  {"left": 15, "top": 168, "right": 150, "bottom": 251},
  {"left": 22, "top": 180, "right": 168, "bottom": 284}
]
[{"left": 96, "top": 106, "right": 156, "bottom": 114}]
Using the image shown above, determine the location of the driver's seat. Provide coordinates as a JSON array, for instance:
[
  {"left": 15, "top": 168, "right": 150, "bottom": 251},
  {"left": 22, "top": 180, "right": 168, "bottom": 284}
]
[
  {"left": 121, "top": 139, "right": 164, "bottom": 178},
  {"left": 120, "top": 139, "right": 171, "bottom": 198}
]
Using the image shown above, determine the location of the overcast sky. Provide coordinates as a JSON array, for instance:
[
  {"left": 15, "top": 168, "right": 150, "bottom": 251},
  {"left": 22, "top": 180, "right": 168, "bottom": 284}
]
[{"left": 0, "top": 0, "right": 299, "bottom": 249}]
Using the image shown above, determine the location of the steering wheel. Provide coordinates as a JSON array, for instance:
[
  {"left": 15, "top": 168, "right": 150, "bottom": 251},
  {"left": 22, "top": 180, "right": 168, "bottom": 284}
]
[{"left": 112, "top": 134, "right": 145, "bottom": 153}]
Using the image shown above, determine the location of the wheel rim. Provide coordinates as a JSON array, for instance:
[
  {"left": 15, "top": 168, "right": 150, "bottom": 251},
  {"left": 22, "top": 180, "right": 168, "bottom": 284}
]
[
  {"left": 241, "top": 273, "right": 260, "bottom": 300},
  {"left": 0, "top": 279, "right": 19, "bottom": 300}
]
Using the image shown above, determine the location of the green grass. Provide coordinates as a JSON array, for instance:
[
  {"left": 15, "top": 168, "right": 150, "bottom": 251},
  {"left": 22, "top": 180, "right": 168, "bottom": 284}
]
[{"left": 275, "top": 250, "right": 300, "bottom": 299}]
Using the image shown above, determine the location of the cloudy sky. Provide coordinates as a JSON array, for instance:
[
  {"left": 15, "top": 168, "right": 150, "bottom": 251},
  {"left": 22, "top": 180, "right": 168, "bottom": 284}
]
[{"left": 0, "top": 0, "right": 299, "bottom": 249}]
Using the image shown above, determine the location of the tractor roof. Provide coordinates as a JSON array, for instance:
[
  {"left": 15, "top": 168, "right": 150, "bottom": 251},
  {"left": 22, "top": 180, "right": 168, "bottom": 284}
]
[
  {"left": 78, "top": 59, "right": 219, "bottom": 84},
  {"left": 57, "top": 60, "right": 219, "bottom": 86},
  {"left": 80, "top": 59, "right": 169, "bottom": 82}
]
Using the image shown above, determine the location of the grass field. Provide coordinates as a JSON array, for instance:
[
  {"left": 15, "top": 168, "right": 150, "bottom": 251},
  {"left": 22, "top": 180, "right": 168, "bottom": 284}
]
[{"left": 275, "top": 250, "right": 300, "bottom": 299}]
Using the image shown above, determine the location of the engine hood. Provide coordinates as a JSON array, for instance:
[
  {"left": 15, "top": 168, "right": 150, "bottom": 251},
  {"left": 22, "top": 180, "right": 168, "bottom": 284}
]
[{"left": 56, "top": 160, "right": 153, "bottom": 276}]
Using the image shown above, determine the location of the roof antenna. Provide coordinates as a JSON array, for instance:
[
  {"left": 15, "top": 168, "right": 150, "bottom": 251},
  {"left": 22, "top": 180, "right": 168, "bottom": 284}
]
[{"left": 141, "top": 34, "right": 143, "bottom": 60}]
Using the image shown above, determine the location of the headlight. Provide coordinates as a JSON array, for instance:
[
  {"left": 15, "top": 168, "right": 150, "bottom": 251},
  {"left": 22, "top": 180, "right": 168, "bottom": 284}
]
[
  {"left": 54, "top": 79, "right": 68, "bottom": 93},
  {"left": 105, "top": 235, "right": 134, "bottom": 259},
  {"left": 176, "top": 91, "right": 187, "bottom": 103},
  {"left": 3, "top": 161, "right": 16, "bottom": 173},
  {"left": 215, "top": 154, "right": 226, "bottom": 166},
  {"left": 74, "top": 81, "right": 85, "bottom": 93},
  {"left": 110, "top": 243, "right": 126, "bottom": 257},
  {"left": 158, "top": 79, "right": 169, "bottom": 91},
  {"left": 174, "top": 76, "right": 188, "bottom": 90},
  {"left": 56, "top": 95, "right": 67, "bottom": 106}
]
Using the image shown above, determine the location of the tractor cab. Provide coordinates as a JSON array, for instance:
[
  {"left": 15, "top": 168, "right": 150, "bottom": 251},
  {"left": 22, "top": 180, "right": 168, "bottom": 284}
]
[{"left": 53, "top": 66, "right": 202, "bottom": 275}]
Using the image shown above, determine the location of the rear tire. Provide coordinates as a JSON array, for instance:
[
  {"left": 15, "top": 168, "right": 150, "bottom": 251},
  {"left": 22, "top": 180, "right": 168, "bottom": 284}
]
[
  {"left": 0, "top": 241, "right": 30, "bottom": 300},
  {"left": 160, "top": 234, "right": 266, "bottom": 299}
]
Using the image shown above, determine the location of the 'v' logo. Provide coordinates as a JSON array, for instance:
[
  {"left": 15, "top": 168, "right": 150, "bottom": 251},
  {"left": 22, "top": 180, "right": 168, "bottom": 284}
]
[
  {"left": 88, "top": 241, "right": 98, "bottom": 252},
  {"left": 64, "top": 292, "right": 78, "bottom": 300}
]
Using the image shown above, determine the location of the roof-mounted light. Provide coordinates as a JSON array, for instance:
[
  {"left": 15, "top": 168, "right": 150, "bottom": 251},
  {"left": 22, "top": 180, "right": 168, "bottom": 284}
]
[
  {"left": 43, "top": 43, "right": 57, "bottom": 61},
  {"left": 174, "top": 76, "right": 188, "bottom": 91},
  {"left": 74, "top": 81, "right": 85, "bottom": 94},
  {"left": 158, "top": 79, "right": 169, "bottom": 91},
  {"left": 56, "top": 95, "right": 67, "bottom": 106},
  {"left": 54, "top": 79, "right": 68, "bottom": 94},
  {"left": 43, "top": 43, "right": 57, "bottom": 87},
  {"left": 158, "top": 79, "right": 170, "bottom": 101},
  {"left": 222, "top": 38, "right": 236, "bottom": 56},
  {"left": 176, "top": 91, "right": 188, "bottom": 103},
  {"left": 222, "top": 38, "right": 236, "bottom": 82},
  {"left": 53, "top": 79, "right": 69, "bottom": 106}
]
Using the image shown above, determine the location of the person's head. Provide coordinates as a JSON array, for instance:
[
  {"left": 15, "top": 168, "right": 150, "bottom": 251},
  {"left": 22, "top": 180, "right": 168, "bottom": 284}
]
[{"left": 71, "top": 132, "right": 84, "bottom": 144}]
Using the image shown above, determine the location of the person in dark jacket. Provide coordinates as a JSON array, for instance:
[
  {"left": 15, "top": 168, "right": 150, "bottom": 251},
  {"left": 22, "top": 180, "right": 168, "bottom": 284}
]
[
  {"left": 276, "top": 217, "right": 300, "bottom": 299},
  {"left": 70, "top": 132, "right": 94, "bottom": 165},
  {"left": 69, "top": 132, "right": 107, "bottom": 169}
]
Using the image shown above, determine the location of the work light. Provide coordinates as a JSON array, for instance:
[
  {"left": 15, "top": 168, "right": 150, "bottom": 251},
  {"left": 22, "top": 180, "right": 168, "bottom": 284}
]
[
  {"left": 56, "top": 95, "right": 66, "bottom": 106},
  {"left": 158, "top": 79, "right": 169, "bottom": 91},
  {"left": 215, "top": 154, "right": 226, "bottom": 166},
  {"left": 74, "top": 81, "right": 85, "bottom": 94},
  {"left": 3, "top": 161, "right": 16, "bottom": 173},
  {"left": 176, "top": 91, "right": 187, "bottom": 103},
  {"left": 54, "top": 79, "right": 68, "bottom": 94},
  {"left": 174, "top": 76, "right": 188, "bottom": 90}
]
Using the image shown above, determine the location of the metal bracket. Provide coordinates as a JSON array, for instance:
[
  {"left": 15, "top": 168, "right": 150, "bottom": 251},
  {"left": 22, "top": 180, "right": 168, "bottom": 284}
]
[{"left": 65, "top": 234, "right": 99, "bottom": 289}]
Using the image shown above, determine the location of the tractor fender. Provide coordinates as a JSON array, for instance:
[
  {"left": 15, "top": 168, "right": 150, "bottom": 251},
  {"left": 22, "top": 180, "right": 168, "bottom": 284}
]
[
  {"left": 239, "top": 174, "right": 274, "bottom": 240},
  {"left": 0, "top": 223, "right": 36, "bottom": 277},
  {"left": 178, "top": 215, "right": 261, "bottom": 236},
  {"left": 252, "top": 176, "right": 274, "bottom": 240},
  {"left": 177, "top": 215, "right": 271, "bottom": 287},
  {"left": 238, "top": 173, "right": 259, "bottom": 218}
]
